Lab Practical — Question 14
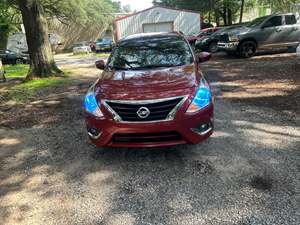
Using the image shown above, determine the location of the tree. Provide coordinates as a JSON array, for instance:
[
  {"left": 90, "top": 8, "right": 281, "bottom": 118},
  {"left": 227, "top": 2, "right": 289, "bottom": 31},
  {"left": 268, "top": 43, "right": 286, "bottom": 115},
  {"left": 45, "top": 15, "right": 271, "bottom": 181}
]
[
  {"left": 2, "top": 0, "right": 119, "bottom": 80},
  {"left": 17, "top": 0, "right": 62, "bottom": 80},
  {"left": 239, "top": 0, "right": 245, "bottom": 23}
]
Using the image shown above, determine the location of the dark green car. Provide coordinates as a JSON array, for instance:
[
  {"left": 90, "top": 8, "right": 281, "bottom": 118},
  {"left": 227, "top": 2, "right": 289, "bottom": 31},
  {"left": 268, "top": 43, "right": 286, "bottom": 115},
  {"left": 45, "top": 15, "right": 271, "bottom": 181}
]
[
  {"left": 218, "top": 14, "right": 300, "bottom": 57},
  {"left": 195, "top": 25, "right": 245, "bottom": 53}
]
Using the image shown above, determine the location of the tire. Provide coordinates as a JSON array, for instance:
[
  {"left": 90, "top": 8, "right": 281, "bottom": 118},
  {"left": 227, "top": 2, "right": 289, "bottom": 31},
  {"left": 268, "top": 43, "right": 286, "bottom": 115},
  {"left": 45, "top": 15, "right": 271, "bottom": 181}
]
[
  {"left": 238, "top": 41, "right": 256, "bottom": 58},
  {"left": 15, "top": 58, "right": 23, "bottom": 64},
  {"left": 208, "top": 42, "right": 218, "bottom": 53}
]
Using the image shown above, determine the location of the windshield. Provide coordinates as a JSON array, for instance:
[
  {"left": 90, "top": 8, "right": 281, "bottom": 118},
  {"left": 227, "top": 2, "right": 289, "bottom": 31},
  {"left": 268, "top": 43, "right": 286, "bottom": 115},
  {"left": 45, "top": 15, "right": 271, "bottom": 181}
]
[
  {"left": 74, "top": 43, "right": 84, "bottom": 47},
  {"left": 247, "top": 16, "right": 269, "bottom": 27},
  {"left": 107, "top": 36, "right": 193, "bottom": 70}
]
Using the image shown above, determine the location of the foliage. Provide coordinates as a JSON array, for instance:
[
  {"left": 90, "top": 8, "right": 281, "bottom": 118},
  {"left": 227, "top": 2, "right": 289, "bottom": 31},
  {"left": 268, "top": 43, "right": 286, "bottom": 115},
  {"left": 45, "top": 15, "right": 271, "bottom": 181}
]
[
  {"left": 258, "top": 0, "right": 299, "bottom": 13},
  {"left": 0, "top": 1, "right": 21, "bottom": 48},
  {"left": 153, "top": 0, "right": 299, "bottom": 25},
  {"left": 153, "top": 0, "right": 242, "bottom": 25}
]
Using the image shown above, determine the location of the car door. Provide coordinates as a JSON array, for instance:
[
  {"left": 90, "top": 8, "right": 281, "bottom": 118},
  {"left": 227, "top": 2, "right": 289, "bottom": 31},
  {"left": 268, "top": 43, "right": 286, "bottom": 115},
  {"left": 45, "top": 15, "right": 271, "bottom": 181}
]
[
  {"left": 282, "top": 15, "right": 300, "bottom": 45},
  {"left": 260, "top": 15, "right": 285, "bottom": 47}
]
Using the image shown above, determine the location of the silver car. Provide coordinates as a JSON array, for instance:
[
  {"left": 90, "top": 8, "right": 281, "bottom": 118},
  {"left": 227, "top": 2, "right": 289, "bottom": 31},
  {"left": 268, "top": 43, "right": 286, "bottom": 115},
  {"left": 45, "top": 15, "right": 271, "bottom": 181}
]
[{"left": 73, "top": 43, "right": 92, "bottom": 54}]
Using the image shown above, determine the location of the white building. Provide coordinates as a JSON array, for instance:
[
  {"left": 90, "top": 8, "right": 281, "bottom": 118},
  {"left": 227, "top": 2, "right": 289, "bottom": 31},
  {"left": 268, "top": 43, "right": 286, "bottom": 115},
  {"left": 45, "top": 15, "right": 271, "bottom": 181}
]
[
  {"left": 113, "top": 6, "right": 201, "bottom": 41},
  {"left": 7, "top": 32, "right": 62, "bottom": 54}
]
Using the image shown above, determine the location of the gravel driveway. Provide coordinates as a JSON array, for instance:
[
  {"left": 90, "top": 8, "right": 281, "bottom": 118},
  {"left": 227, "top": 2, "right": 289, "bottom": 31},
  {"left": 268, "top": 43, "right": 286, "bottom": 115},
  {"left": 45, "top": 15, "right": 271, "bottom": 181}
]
[{"left": 0, "top": 53, "right": 299, "bottom": 225}]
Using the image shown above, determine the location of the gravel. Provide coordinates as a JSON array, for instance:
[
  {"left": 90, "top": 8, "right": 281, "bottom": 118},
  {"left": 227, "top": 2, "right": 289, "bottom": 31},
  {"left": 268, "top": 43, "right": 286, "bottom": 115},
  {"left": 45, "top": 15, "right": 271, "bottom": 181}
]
[{"left": 0, "top": 54, "right": 299, "bottom": 225}]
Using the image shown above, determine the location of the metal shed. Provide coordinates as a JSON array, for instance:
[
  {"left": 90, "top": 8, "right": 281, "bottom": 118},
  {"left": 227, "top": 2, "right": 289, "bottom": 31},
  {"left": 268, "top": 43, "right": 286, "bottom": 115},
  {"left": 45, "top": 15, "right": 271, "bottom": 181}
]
[{"left": 113, "top": 6, "right": 201, "bottom": 41}]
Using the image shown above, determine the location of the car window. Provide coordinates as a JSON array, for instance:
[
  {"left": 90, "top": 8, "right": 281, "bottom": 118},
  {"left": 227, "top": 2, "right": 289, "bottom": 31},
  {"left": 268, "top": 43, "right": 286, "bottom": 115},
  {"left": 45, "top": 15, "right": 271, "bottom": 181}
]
[
  {"left": 285, "top": 15, "right": 297, "bottom": 25},
  {"left": 263, "top": 16, "right": 283, "bottom": 28},
  {"left": 108, "top": 36, "right": 193, "bottom": 70},
  {"left": 247, "top": 16, "right": 270, "bottom": 27}
]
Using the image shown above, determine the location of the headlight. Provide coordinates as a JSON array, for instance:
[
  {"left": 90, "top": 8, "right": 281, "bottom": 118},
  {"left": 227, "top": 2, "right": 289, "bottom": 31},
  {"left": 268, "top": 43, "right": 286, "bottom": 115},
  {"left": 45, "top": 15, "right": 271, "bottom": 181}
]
[
  {"left": 83, "top": 85, "right": 104, "bottom": 117},
  {"left": 228, "top": 35, "right": 239, "bottom": 42},
  {"left": 186, "top": 79, "right": 212, "bottom": 113}
]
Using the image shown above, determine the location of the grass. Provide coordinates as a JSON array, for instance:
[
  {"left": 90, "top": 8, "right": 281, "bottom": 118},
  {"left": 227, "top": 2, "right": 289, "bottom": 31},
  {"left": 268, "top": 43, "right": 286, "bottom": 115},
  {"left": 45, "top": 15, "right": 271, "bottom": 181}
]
[
  {"left": 7, "top": 77, "right": 70, "bottom": 102},
  {"left": 70, "top": 52, "right": 110, "bottom": 58},
  {"left": 95, "top": 52, "right": 110, "bottom": 57},
  {"left": 3, "top": 64, "right": 29, "bottom": 78}
]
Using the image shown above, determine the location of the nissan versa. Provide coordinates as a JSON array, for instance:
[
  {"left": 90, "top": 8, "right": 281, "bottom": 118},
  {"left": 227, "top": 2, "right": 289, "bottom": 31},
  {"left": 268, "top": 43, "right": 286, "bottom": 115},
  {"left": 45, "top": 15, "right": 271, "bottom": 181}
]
[{"left": 83, "top": 33, "right": 214, "bottom": 147}]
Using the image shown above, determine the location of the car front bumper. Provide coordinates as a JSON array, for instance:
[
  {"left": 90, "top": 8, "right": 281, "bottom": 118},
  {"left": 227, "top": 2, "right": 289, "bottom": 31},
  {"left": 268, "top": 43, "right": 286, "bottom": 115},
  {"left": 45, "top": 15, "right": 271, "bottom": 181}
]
[
  {"left": 218, "top": 41, "right": 239, "bottom": 51},
  {"left": 85, "top": 104, "right": 214, "bottom": 148}
]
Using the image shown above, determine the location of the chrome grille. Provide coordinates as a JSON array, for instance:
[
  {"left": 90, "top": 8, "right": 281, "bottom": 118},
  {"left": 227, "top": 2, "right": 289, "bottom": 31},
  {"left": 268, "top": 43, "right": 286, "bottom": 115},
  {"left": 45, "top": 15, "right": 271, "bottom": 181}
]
[{"left": 104, "top": 96, "right": 186, "bottom": 122}]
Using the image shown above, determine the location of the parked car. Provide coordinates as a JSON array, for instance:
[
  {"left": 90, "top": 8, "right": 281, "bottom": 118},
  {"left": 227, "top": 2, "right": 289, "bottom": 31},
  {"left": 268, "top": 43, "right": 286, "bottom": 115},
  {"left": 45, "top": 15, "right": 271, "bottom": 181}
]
[
  {"left": 187, "top": 27, "right": 220, "bottom": 45},
  {"left": 194, "top": 25, "right": 248, "bottom": 53},
  {"left": 95, "top": 38, "right": 114, "bottom": 52},
  {"left": 72, "top": 43, "right": 92, "bottom": 54},
  {"left": 84, "top": 33, "right": 214, "bottom": 148},
  {"left": 218, "top": 14, "right": 300, "bottom": 57},
  {"left": 0, "top": 49, "right": 30, "bottom": 65}
]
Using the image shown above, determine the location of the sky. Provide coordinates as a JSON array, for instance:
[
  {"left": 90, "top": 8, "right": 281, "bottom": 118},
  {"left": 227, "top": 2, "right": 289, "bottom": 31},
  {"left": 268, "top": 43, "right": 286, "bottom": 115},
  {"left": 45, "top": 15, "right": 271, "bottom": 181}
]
[{"left": 117, "top": 0, "right": 153, "bottom": 12}]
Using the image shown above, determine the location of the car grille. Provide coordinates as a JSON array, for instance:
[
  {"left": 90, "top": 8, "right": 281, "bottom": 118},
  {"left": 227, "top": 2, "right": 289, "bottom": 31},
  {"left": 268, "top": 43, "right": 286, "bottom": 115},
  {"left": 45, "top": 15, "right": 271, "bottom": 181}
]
[
  {"left": 104, "top": 96, "right": 185, "bottom": 122},
  {"left": 112, "top": 131, "right": 182, "bottom": 143}
]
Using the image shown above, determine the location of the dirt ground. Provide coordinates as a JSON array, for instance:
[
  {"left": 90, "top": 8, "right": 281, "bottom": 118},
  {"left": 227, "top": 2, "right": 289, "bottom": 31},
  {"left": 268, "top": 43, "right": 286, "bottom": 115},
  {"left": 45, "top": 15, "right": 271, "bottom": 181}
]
[{"left": 0, "top": 53, "right": 299, "bottom": 225}]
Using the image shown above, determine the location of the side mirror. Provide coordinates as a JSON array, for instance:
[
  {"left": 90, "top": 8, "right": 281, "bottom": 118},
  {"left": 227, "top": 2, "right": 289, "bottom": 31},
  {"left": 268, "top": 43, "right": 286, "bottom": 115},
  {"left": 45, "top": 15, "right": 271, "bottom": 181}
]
[
  {"left": 197, "top": 52, "right": 211, "bottom": 63},
  {"left": 95, "top": 59, "right": 106, "bottom": 70}
]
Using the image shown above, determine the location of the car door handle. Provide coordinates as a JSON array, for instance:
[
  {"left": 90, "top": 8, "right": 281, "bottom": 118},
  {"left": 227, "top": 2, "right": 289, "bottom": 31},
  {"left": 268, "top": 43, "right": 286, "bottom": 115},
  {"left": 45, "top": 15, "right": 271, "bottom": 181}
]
[
  {"left": 292, "top": 27, "right": 298, "bottom": 31},
  {"left": 275, "top": 28, "right": 282, "bottom": 32}
]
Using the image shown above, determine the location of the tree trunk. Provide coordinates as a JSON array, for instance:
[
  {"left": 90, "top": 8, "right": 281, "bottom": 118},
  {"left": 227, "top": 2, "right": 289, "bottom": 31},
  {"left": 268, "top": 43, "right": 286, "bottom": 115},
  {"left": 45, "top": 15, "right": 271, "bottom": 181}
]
[
  {"left": 227, "top": 8, "right": 232, "bottom": 25},
  {"left": 239, "top": 0, "right": 245, "bottom": 23},
  {"left": 215, "top": 9, "right": 220, "bottom": 27},
  {"left": 222, "top": 8, "right": 227, "bottom": 26},
  {"left": 0, "top": 26, "right": 9, "bottom": 49},
  {"left": 17, "top": 0, "right": 62, "bottom": 80}
]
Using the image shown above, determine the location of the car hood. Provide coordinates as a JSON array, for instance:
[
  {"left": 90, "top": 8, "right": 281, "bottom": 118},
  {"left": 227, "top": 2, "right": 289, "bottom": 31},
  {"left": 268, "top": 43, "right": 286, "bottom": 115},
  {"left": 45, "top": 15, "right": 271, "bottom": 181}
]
[
  {"left": 222, "top": 26, "right": 251, "bottom": 36},
  {"left": 94, "top": 64, "right": 198, "bottom": 100}
]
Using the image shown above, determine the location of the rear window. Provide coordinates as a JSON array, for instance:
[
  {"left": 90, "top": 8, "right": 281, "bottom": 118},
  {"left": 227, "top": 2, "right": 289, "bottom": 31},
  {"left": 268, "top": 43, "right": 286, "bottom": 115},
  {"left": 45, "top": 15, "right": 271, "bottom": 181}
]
[
  {"left": 285, "top": 15, "right": 297, "bottom": 25},
  {"left": 107, "top": 36, "right": 193, "bottom": 70}
]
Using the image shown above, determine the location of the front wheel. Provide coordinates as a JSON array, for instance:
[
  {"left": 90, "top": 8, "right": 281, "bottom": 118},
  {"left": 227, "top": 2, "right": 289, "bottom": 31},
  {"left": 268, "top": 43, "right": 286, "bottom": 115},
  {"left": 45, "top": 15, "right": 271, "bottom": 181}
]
[
  {"left": 238, "top": 41, "right": 256, "bottom": 58},
  {"left": 15, "top": 58, "right": 23, "bottom": 64}
]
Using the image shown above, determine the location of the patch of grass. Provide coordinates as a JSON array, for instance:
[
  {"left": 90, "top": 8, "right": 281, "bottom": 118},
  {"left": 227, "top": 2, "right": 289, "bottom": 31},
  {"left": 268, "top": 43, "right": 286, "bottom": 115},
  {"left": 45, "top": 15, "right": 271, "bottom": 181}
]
[
  {"left": 70, "top": 52, "right": 110, "bottom": 58},
  {"left": 3, "top": 64, "right": 29, "bottom": 78},
  {"left": 8, "top": 77, "right": 70, "bottom": 102},
  {"left": 95, "top": 52, "right": 110, "bottom": 57}
]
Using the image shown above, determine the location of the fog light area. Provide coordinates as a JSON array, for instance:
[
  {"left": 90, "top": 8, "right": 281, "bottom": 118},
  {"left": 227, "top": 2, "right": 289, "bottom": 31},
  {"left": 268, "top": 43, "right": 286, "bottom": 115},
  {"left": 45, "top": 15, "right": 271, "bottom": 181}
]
[
  {"left": 87, "top": 126, "right": 102, "bottom": 139},
  {"left": 192, "top": 122, "right": 212, "bottom": 135}
]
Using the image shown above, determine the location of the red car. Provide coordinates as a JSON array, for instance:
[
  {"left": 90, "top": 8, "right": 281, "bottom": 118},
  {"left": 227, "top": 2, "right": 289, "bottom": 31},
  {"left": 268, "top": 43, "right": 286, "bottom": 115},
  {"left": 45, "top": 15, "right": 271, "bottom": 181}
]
[
  {"left": 84, "top": 33, "right": 214, "bottom": 148},
  {"left": 187, "top": 27, "right": 220, "bottom": 45}
]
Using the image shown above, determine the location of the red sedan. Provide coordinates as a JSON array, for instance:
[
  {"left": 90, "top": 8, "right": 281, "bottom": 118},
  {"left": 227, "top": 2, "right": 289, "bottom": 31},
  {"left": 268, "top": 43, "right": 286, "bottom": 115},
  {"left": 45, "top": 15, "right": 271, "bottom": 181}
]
[{"left": 84, "top": 33, "right": 214, "bottom": 148}]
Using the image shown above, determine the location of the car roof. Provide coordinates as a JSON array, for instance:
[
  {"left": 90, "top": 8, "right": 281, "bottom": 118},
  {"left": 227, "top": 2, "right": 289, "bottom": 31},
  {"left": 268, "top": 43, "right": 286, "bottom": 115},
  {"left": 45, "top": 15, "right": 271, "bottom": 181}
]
[{"left": 120, "top": 32, "right": 183, "bottom": 42}]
